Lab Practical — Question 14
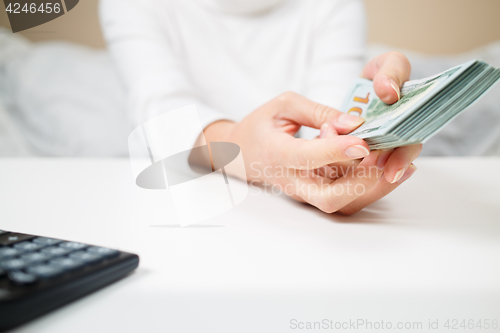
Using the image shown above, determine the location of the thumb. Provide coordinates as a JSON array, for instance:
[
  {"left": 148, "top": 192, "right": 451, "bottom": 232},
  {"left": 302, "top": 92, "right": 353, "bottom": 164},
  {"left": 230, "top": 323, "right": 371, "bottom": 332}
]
[
  {"left": 280, "top": 134, "right": 370, "bottom": 169},
  {"left": 272, "top": 91, "right": 364, "bottom": 135},
  {"left": 361, "top": 52, "right": 411, "bottom": 104}
]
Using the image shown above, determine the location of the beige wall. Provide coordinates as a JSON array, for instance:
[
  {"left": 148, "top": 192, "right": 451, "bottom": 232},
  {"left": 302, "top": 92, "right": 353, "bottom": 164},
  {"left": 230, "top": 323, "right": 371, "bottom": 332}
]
[
  {"left": 2, "top": 0, "right": 500, "bottom": 54},
  {"left": 0, "top": 0, "right": 105, "bottom": 48},
  {"left": 364, "top": 0, "right": 500, "bottom": 54}
]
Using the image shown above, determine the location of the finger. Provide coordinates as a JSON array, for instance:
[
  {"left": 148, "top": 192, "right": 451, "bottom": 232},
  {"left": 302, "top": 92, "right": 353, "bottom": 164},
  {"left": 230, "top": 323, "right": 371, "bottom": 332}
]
[
  {"left": 361, "top": 52, "right": 411, "bottom": 104},
  {"left": 382, "top": 144, "right": 422, "bottom": 183},
  {"left": 337, "top": 164, "right": 417, "bottom": 215},
  {"left": 278, "top": 134, "right": 370, "bottom": 169},
  {"left": 318, "top": 122, "right": 339, "bottom": 139},
  {"left": 313, "top": 161, "right": 360, "bottom": 183},
  {"left": 304, "top": 151, "right": 384, "bottom": 213},
  {"left": 375, "top": 148, "right": 395, "bottom": 170},
  {"left": 289, "top": 194, "right": 306, "bottom": 203},
  {"left": 325, "top": 159, "right": 361, "bottom": 179},
  {"left": 272, "top": 91, "right": 364, "bottom": 134}
]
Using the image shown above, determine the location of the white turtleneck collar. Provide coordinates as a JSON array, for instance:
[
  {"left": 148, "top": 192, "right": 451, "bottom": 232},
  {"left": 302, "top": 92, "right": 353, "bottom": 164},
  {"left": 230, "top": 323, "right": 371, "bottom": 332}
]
[{"left": 195, "top": 0, "right": 287, "bottom": 15}]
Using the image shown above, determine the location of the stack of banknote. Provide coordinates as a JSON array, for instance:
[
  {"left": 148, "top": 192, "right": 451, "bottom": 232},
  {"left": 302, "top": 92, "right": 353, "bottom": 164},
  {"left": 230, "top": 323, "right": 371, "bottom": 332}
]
[{"left": 341, "top": 60, "right": 500, "bottom": 150}]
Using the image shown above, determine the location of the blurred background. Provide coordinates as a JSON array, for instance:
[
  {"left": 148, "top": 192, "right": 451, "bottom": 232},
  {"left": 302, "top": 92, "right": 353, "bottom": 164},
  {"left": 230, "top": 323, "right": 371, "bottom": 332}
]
[
  {"left": 3, "top": 0, "right": 500, "bottom": 53},
  {"left": 1, "top": 0, "right": 500, "bottom": 157}
]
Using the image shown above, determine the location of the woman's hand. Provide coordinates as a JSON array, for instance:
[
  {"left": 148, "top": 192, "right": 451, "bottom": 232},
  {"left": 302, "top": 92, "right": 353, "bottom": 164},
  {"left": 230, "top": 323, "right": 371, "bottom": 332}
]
[
  {"left": 202, "top": 52, "right": 421, "bottom": 215},
  {"left": 361, "top": 52, "right": 422, "bottom": 184}
]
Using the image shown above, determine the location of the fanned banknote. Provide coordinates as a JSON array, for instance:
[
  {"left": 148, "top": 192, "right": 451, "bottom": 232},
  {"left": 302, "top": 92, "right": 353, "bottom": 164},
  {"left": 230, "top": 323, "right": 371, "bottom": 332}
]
[{"left": 341, "top": 60, "right": 500, "bottom": 150}]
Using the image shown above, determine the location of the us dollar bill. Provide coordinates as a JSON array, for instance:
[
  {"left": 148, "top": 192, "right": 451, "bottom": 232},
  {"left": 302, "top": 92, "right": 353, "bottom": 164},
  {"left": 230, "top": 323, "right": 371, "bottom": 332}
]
[{"left": 341, "top": 60, "right": 500, "bottom": 150}]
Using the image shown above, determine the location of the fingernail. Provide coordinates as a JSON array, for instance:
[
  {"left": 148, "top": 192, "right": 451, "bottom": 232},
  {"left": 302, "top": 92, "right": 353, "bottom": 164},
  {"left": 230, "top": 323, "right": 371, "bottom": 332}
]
[
  {"left": 397, "top": 165, "right": 417, "bottom": 183},
  {"left": 376, "top": 149, "right": 394, "bottom": 169},
  {"left": 338, "top": 113, "right": 364, "bottom": 128},
  {"left": 319, "top": 123, "right": 328, "bottom": 139},
  {"left": 389, "top": 80, "right": 401, "bottom": 101},
  {"left": 345, "top": 145, "right": 370, "bottom": 158},
  {"left": 391, "top": 165, "right": 408, "bottom": 183}
]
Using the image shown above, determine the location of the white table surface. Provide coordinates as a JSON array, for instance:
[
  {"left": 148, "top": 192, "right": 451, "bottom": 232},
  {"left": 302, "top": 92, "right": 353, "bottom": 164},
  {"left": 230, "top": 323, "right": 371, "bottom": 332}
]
[{"left": 1, "top": 157, "right": 499, "bottom": 333}]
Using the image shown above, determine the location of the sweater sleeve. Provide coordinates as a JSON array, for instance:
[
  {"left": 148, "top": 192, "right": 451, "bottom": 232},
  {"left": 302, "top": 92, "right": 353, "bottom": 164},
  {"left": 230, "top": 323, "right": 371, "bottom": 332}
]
[
  {"left": 99, "top": 0, "right": 227, "bottom": 130},
  {"left": 303, "top": 0, "right": 367, "bottom": 110}
]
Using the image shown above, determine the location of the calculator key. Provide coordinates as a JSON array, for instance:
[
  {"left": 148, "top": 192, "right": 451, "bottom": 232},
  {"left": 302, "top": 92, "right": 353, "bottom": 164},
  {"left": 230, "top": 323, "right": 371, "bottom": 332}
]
[
  {"left": 32, "top": 237, "right": 63, "bottom": 246},
  {"left": 27, "top": 265, "right": 64, "bottom": 279},
  {"left": 69, "top": 251, "right": 103, "bottom": 264},
  {"left": 21, "top": 252, "right": 51, "bottom": 264},
  {"left": 8, "top": 271, "right": 38, "bottom": 285},
  {"left": 0, "top": 258, "right": 28, "bottom": 271},
  {"left": 59, "top": 242, "right": 88, "bottom": 251},
  {"left": 86, "top": 247, "right": 120, "bottom": 259},
  {"left": 0, "top": 233, "right": 35, "bottom": 246},
  {"left": 49, "top": 257, "right": 85, "bottom": 271},
  {"left": 0, "top": 247, "right": 22, "bottom": 260},
  {"left": 41, "top": 246, "right": 72, "bottom": 257},
  {"left": 13, "top": 241, "right": 44, "bottom": 252}
]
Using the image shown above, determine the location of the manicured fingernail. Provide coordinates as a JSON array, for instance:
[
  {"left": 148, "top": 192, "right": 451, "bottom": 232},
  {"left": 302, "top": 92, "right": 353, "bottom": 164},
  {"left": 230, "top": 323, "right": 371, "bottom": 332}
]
[
  {"left": 397, "top": 165, "right": 417, "bottom": 183},
  {"left": 338, "top": 113, "right": 364, "bottom": 128},
  {"left": 391, "top": 166, "right": 408, "bottom": 183},
  {"left": 345, "top": 145, "right": 370, "bottom": 158},
  {"left": 376, "top": 149, "right": 394, "bottom": 169},
  {"left": 319, "top": 123, "right": 328, "bottom": 139},
  {"left": 389, "top": 80, "right": 401, "bottom": 101}
]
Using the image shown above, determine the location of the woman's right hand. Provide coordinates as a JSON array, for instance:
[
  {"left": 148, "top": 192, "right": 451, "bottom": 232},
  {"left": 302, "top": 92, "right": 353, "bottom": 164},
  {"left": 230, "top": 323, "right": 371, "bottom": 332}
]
[{"left": 202, "top": 91, "right": 416, "bottom": 215}]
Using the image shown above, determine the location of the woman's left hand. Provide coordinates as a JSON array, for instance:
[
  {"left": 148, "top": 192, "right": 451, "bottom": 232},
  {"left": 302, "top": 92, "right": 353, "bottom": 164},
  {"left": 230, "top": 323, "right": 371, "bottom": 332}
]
[
  {"left": 360, "top": 51, "right": 422, "bottom": 184},
  {"left": 315, "top": 51, "right": 422, "bottom": 214}
]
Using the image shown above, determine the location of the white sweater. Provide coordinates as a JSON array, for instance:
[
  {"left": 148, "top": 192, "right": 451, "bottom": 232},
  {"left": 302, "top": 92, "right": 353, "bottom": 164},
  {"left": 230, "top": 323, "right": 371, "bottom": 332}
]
[{"left": 99, "top": 0, "right": 366, "bottom": 138}]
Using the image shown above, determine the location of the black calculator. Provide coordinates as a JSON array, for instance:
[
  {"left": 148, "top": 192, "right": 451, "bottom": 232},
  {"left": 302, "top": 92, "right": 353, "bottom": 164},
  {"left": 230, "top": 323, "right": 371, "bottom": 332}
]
[{"left": 0, "top": 230, "right": 139, "bottom": 331}]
